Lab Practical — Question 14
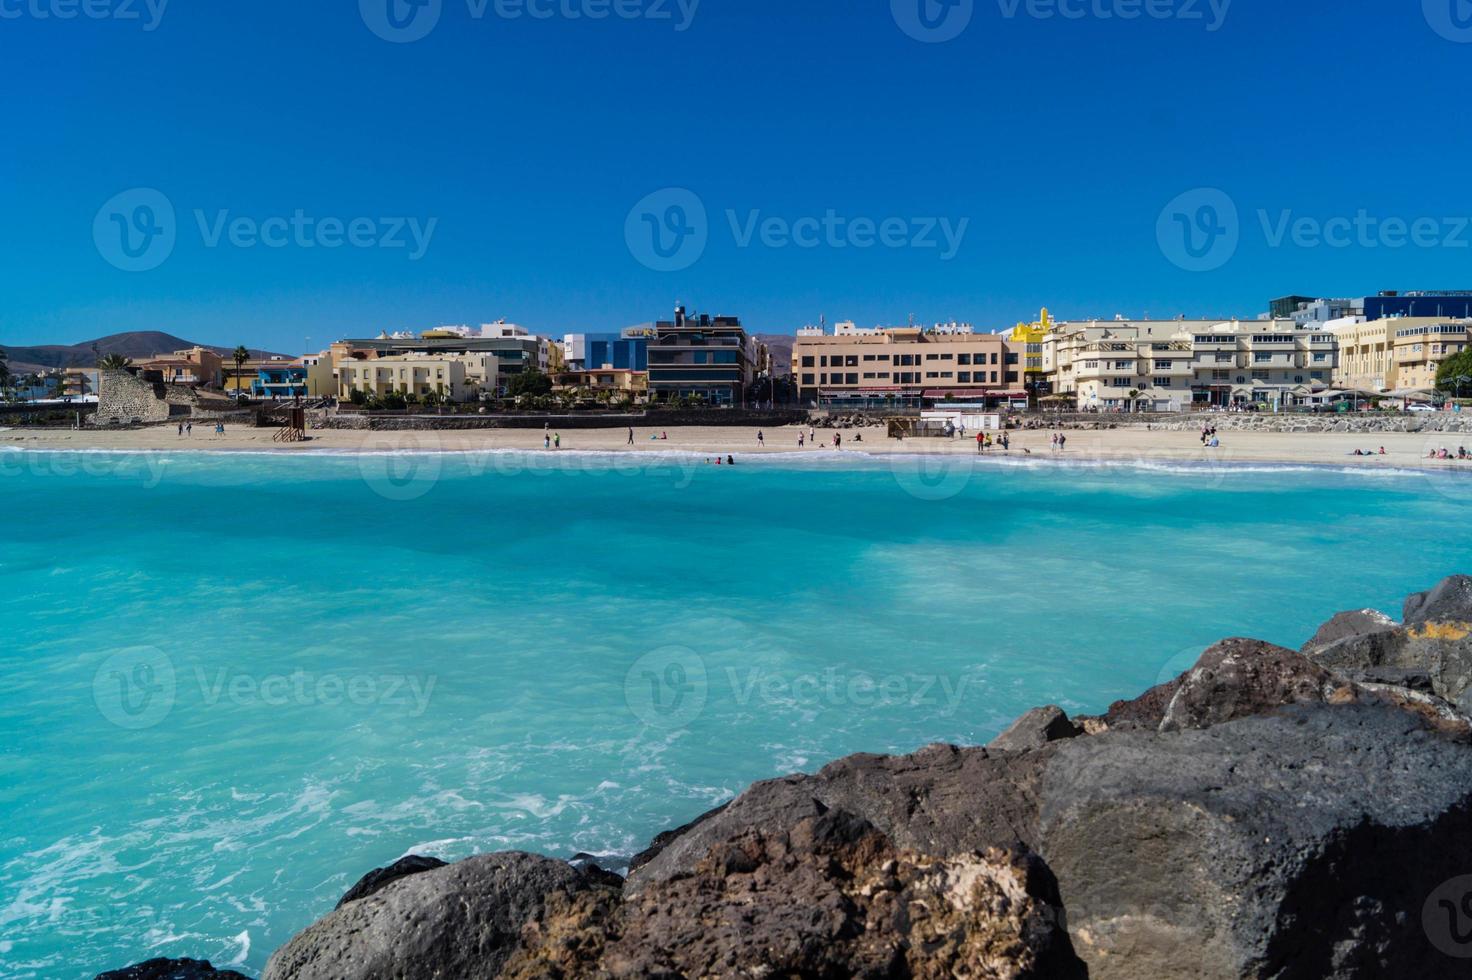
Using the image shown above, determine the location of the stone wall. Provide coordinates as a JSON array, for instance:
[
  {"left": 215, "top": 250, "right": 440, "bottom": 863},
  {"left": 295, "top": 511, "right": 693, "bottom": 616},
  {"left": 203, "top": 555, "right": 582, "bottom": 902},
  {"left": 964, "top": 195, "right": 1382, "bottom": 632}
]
[
  {"left": 1014, "top": 411, "right": 1472, "bottom": 434},
  {"left": 92, "top": 369, "right": 250, "bottom": 426},
  {"left": 312, "top": 409, "right": 808, "bottom": 431}
]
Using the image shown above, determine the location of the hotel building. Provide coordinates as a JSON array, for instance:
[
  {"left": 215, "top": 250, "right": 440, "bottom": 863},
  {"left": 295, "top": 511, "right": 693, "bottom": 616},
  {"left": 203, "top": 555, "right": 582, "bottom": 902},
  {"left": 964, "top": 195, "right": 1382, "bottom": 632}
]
[
  {"left": 337, "top": 353, "right": 499, "bottom": 403},
  {"left": 792, "top": 324, "right": 1024, "bottom": 408},
  {"left": 1330, "top": 317, "right": 1472, "bottom": 391},
  {"left": 1043, "top": 318, "right": 1337, "bottom": 411},
  {"left": 644, "top": 307, "right": 759, "bottom": 406}
]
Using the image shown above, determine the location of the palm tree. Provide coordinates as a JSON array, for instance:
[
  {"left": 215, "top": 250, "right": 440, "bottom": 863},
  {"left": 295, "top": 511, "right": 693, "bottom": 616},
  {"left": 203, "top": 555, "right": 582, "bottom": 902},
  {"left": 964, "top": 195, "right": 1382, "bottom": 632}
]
[
  {"left": 97, "top": 353, "right": 133, "bottom": 370},
  {"left": 232, "top": 346, "right": 250, "bottom": 396}
]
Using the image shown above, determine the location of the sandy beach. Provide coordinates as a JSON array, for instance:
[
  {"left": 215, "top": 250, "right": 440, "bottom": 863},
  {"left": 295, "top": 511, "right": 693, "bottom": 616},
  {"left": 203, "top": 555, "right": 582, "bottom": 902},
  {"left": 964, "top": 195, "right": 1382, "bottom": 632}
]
[{"left": 4, "top": 422, "right": 1472, "bottom": 472}]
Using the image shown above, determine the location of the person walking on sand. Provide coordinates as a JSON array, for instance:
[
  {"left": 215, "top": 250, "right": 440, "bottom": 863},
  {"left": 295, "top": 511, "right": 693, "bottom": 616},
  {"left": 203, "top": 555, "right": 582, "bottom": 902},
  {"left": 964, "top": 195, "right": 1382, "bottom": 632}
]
[
  {"left": 758, "top": 430, "right": 765, "bottom": 447},
  {"left": 186, "top": 422, "right": 192, "bottom": 437},
  {"left": 1059, "top": 433, "right": 1067, "bottom": 452},
  {"left": 544, "top": 433, "right": 551, "bottom": 450},
  {"left": 799, "top": 433, "right": 805, "bottom": 448},
  {"left": 627, "top": 427, "right": 634, "bottom": 446},
  {"left": 177, "top": 422, "right": 184, "bottom": 437},
  {"left": 1001, "top": 432, "right": 1010, "bottom": 452},
  {"left": 555, "top": 433, "right": 561, "bottom": 449},
  {"left": 977, "top": 431, "right": 985, "bottom": 454}
]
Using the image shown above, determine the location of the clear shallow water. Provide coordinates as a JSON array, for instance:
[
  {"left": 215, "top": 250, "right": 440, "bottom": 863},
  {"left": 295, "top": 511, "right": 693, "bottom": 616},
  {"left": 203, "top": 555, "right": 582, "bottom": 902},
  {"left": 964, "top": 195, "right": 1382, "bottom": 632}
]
[{"left": 3, "top": 447, "right": 1471, "bottom": 978}]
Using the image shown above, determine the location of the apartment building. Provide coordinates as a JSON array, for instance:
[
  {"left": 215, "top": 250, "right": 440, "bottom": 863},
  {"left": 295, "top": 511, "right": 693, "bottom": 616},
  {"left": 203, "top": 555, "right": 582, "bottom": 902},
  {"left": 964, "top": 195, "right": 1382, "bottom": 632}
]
[
  {"left": 337, "top": 353, "right": 499, "bottom": 403},
  {"left": 1044, "top": 318, "right": 1337, "bottom": 411},
  {"left": 645, "top": 307, "right": 758, "bottom": 406},
  {"left": 1390, "top": 319, "right": 1472, "bottom": 390},
  {"left": 137, "top": 347, "right": 223, "bottom": 387},
  {"left": 792, "top": 326, "right": 1023, "bottom": 408}
]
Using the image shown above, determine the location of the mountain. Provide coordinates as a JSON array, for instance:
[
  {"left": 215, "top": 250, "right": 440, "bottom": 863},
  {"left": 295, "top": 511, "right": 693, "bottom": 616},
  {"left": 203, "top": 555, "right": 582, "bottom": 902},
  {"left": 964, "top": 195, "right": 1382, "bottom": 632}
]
[
  {"left": 0, "top": 332, "right": 287, "bottom": 375},
  {"left": 756, "top": 333, "right": 794, "bottom": 377}
]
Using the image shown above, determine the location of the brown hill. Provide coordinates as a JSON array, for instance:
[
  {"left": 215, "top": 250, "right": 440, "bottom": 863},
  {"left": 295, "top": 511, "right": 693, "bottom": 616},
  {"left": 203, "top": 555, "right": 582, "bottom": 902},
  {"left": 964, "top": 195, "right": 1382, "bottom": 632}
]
[
  {"left": 756, "top": 333, "right": 794, "bottom": 377},
  {"left": 0, "top": 332, "right": 287, "bottom": 375}
]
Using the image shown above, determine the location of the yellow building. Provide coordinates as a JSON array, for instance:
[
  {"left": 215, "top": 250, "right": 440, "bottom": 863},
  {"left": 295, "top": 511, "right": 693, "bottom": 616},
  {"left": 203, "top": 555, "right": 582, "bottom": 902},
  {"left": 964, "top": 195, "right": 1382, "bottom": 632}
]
[
  {"left": 1009, "top": 308, "right": 1054, "bottom": 397},
  {"left": 338, "top": 354, "right": 499, "bottom": 403},
  {"left": 1390, "top": 319, "right": 1472, "bottom": 391},
  {"left": 1329, "top": 320, "right": 1395, "bottom": 391}
]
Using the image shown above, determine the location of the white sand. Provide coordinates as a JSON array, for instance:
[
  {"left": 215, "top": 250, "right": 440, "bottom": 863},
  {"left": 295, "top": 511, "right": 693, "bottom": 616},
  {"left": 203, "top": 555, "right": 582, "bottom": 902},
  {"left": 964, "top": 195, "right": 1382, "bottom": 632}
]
[{"left": 5, "top": 422, "right": 1472, "bottom": 473}]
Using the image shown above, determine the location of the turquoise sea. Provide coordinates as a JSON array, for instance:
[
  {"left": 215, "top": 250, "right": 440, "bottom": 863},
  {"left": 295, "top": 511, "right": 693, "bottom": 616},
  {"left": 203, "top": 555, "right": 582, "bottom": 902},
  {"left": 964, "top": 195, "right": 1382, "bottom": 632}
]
[{"left": 3, "top": 447, "right": 1472, "bottom": 978}]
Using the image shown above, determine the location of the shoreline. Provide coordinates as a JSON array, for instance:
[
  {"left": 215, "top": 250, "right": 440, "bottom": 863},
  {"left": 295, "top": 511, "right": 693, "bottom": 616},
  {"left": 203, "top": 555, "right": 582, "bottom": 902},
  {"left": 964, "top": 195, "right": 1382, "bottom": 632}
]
[{"left": 5, "top": 424, "right": 1472, "bottom": 476}]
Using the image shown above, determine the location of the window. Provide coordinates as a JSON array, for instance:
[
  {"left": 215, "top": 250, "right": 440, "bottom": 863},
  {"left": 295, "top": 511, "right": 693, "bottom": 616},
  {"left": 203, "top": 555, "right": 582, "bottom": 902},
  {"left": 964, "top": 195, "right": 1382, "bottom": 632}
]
[
  {"left": 958, "top": 372, "right": 971, "bottom": 383},
  {"left": 1154, "top": 377, "right": 1171, "bottom": 388},
  {"left": 958, "top": 354, "right": 972, "bottom": 365},
  {"left": 846, "top": 373, "right": 859, "bottom": 385},
  {"left": 1005, "top": 371, "right": 1019, "bottom": 383},
  {"left": 801, "top": 374, "right": 815, "bottom": 385},
  {"left": 801, "top": 356, "right": 815, "bottom": 368},
  {"left": 846, "top": 356, "right": 859, "bottom": 367}
]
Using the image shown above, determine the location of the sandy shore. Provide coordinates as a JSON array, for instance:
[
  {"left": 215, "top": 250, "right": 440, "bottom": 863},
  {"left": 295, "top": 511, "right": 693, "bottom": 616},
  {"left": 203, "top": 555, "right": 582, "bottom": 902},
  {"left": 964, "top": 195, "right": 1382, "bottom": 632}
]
[{"left": 5, "top": 422, "right": 1472, "bottom": 472}]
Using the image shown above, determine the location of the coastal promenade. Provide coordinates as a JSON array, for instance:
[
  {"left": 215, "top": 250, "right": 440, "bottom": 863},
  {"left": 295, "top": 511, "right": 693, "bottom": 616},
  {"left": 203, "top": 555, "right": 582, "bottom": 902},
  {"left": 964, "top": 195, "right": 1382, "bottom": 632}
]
[{"left": 6, "top": 422, "right": 1472, "bottom": 471}]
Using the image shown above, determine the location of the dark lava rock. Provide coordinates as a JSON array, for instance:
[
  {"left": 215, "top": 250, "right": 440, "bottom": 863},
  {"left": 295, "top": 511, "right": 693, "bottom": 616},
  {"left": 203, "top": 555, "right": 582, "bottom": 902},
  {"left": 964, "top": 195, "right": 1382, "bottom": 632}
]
[
  {"left": 96, "top": 960, "right": 252, "bottom": 980},
  {"left": 1404, "top": 574, "right": 1472, "bottom": 625},
  {"left": 1305, "top": 577, "right": 1472, "bottom": 713},
  {"left": 504, "top": 808, "right": 1086, "bottom": 980},
  {"left": 1300, "top": 608, "right": 1398, "bottom": 655},
  {"left": 263, "top": 853, "right": 616, "bottom": 980},
  {"left": 989, "top": 705, "right": 1084, "bottom": 751},
  {"left": 334, "top": 854, "right": 446, "bottom": 908},
  {"left": 628, "top": 741, "right": 1058, "bottom": 891},
  {"left": 1040, "top": 704, "right": 1472, "bottom": 980},
  {"left": 1157, "top": 637, "right": 1358, "bottom": 732}
]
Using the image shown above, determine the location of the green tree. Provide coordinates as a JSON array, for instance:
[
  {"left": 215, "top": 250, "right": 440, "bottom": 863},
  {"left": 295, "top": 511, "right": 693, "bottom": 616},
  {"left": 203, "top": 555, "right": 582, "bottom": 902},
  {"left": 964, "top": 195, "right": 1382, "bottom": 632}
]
[
  {"left": 1435, "top": 348, "right": 1472, "bottom": 397},
  {"left": 232, "top": 346, "right": 251, "bottom": 395},
  {"left": 507, "top": 369, "right": 553, "bottom": 399},
  {"left": 97, "top": 353, "right": 133, "bottom": 370}
]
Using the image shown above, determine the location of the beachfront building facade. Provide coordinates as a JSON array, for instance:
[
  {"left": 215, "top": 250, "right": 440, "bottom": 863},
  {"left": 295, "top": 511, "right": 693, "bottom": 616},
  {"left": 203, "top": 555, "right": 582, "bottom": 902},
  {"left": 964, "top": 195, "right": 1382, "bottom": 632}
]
[
  {"left": 332, "top": 325, "right": 549, "bottom": 390},
  {"left": 137, "top": 347, "right": 224, "bottom": 388},
  {"left": 337, "top": 353, "right": 499, "bottom": 403},
  {"left": 792, "top": 324, "right": 1025, "bottom": 409},
  {"left": 562, "top": 331, "right": 649, "bottom": 373},
  {"left": 1009, "top": 308, "right": 1055, "bottom": 401},
  {"left": 1330, "top": 319, "right": 1395, "bottom": 391},
  {"left": 644, "top": 307, "right": 758, "bottom": 406},
  {"left": 1042, "top": 318, "right": 1338, "bottom": 411},
  {"left": 1391, "top": 319, "right": 1472, "bottom": 391}
]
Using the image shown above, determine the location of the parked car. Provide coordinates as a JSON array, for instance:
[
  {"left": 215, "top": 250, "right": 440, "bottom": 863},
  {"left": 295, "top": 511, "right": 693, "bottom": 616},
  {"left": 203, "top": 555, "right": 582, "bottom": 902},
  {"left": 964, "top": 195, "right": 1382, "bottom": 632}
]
[{"left": 1407, "top": 403, "right": 1437, "bottom": 413}]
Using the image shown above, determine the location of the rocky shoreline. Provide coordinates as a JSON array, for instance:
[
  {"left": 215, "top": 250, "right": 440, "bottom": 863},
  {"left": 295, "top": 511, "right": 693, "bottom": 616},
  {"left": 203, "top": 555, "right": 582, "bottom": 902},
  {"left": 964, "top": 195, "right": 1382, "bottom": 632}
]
[{"left": 98, "top": 576, "right": 1472, "bottom": 980}]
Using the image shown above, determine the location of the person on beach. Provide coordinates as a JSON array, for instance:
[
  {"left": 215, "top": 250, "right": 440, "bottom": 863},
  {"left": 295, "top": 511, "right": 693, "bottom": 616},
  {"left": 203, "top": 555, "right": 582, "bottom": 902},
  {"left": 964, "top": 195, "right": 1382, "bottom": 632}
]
[
  {"left": 1001, "top": 433, "right": 1010, "bottom": 452},
  {"left": 726, "top": 455, "right": 735, "bottom": 465},
  {"left": 977, "top": 431, "right": 985, "bottom": 454},
  {"left": 627, "top": 428, "right": 634, "bottom": 446},
  {"left": 544, "top": 433, "right": 551, "bottom": 449},
  {"left": 1059, "top": 434, "right": 1067, "bottom": 451},
  {"left": 186, "top": 422, "right": 192, "bottom": 437},
  {"left": 758, "top": 430, "right": 765, "bottom": 447},
  {"left": 1050, "top": 433, "right": 1058, "bottom": 451},
  {"left": 835, "top": 433, "right": 842, "bottom": 449},
  {"left": 798, "top": 433, "right": 805, "bottom": 448},
  {"left": 177, "top": 422, "right": 184, "bottom": 437},
  {"left": 554, "top": 434, "right": 561, "bottom": 449}
]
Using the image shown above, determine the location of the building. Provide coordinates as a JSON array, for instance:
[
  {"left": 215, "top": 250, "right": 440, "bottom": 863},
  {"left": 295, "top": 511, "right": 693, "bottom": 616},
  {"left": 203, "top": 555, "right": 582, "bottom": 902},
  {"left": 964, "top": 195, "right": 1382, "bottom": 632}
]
[
  {"left": 563, "top": 331, "right": 650, "bottom": 372},
  {"left": 1365, "top": 291, "right": 1472, "bottom": 321},
  {"left": 553, "top": 368, "right": 648, "bottom": 400},
  {"left": 1330, "top": 319, "right": 1397, "bottom": 391},
  {"left": 62, "top": 368, "right": 99, "bottom": 399},
  {"left": 645, "top": 307, "right": 757, "bottom": 406},
  {"left": 1009, "top": 308, "right": 1055, "bottom": 400},
  {"left": 333, "top": 325, "right": 549, "bottom": 389},
  {"left": 337, "top": 353, "right": 499, "bottom": 403},
  {"left": 1389, "top": 319, "right": 1472, "bottom": 391},
  {"left": 1043, "top": 318, "right": 1337, "bottom": 411},
  {"left": 792, "top": 324, "right": 1023, "bottom": 409},
  {"left": 136, "top": 347, "right": 223, "bottom": 387}
]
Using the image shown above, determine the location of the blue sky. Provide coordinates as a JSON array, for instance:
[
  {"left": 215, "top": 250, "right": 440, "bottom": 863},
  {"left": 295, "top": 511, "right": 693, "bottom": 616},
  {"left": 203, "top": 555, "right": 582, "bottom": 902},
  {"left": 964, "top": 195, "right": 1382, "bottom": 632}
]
[{"left": 2, "top": 0, "right": 1470, "bottom": 353}]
